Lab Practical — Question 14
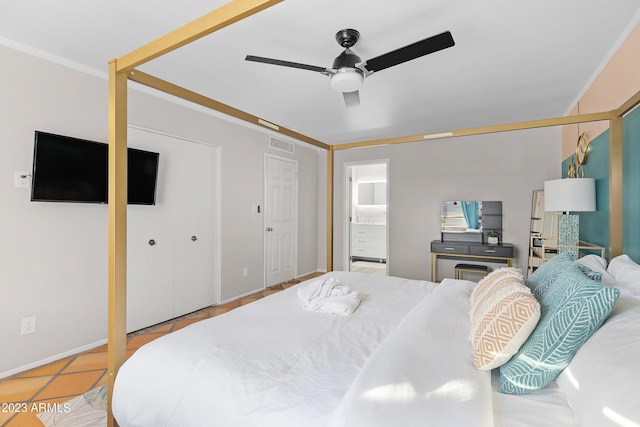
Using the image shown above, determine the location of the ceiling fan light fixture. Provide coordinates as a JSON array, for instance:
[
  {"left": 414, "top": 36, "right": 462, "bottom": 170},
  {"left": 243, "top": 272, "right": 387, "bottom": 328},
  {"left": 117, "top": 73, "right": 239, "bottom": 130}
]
[
  {"left": 246, "top": 28, "right": 455, "bottom": 107},
  {"left": 330, "top": 68, "right": 363, "bottom": 93}
]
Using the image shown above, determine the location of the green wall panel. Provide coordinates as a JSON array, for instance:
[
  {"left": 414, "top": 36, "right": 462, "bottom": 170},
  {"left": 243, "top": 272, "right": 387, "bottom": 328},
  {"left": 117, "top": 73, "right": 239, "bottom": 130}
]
[
  {"left": 623, "top": 106, "right": 640, "bottom": 262},
  {"left": 560, "top": 107, "right": 640, "bottom": 262}
]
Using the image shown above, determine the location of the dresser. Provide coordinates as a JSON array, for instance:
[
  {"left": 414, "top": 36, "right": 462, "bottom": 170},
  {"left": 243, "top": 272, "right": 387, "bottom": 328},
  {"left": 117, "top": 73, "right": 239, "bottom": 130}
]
[
  {"left": 351, "top": 224, "right": 386, "bottom": 261},
  {"left": 430, "top": 240, "right": 514, "bottom": 282}
]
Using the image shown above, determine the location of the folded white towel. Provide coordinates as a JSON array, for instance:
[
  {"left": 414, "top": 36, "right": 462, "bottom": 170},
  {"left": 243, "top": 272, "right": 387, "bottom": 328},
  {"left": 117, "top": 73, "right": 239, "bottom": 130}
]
[
  {"left": 297, "top": 277, "right": 342, "bottom": 304},
  {"left": 307, "top": 291, "right": 362, "bottom": 316},
  {"left": 297, "top": 277, "right": 361, "bottom": 316},
  {"left": 330, "top": 284, "right": 351, "bottom": 297}
]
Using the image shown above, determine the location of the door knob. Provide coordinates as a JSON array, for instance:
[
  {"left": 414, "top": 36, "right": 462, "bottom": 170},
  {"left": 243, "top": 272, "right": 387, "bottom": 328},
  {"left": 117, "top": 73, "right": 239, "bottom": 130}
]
[
  {"left": 191, "top": 235, "right": 197, "bottom": 241},
  {"left": 148, "top": 239, "right": 156, "bottom": 246}
]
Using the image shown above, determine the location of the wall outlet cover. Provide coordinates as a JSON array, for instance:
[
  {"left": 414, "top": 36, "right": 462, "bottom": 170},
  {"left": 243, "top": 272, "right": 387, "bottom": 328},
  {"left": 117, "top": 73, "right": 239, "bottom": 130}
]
[
  {"left": 21, "top": 316, "right": 36, "bottom": 335},
  {"left": 15, "top": 171, "right": 30, "bottom": 189}
]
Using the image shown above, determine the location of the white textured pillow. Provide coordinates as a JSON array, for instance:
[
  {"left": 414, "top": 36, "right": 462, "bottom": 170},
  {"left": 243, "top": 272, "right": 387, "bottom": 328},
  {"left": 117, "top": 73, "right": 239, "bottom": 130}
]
[
  {"left": 607, "top": 254, "right": 640, "bottom": 295},
  {"left": 469, "top": 273, "right": 540, "bottom": 370},
  {"left": 469, "top": 267, "right": 524, "bottom": 307},
  {"left": 556, "top": 296, "right": 640, "bottom": 426},
  {"left": 576, "top": 255, "right": 617, "bottom": 286}
]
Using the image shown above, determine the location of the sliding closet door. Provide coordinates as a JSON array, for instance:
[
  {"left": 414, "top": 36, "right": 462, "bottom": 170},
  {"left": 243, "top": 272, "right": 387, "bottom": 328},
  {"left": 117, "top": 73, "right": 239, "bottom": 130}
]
[
  {"left": 126, "top": 127, "right": 218, "bottom": 332},
  {"left": 127, "top": 206, "right": 174, "bottom": 331},
  {"left": 172, "top": 140, "right": 216, "bottom": 317}
]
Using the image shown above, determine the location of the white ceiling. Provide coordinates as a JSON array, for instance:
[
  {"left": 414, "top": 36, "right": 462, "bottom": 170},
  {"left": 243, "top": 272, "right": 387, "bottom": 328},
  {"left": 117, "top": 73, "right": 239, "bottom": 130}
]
[{"left": 2, "top": 0, "right": 640, "bottom": 146}]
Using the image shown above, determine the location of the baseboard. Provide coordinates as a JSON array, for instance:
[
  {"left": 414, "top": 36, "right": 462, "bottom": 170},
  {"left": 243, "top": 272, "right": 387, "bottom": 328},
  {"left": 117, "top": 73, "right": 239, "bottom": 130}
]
[
  {"left": 0, "top": 338, "right": 107, "bottom": 380},
  {"left": 297, "top": 269, "right": 325, "bottom": 278},
  {"left": 219, "top": 288, "right": 264, "bottom": 305}
]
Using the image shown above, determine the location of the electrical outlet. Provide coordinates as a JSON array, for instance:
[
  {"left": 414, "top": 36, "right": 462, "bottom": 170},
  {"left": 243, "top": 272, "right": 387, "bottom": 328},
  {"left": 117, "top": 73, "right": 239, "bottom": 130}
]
[
  {"left": 242, "top": 267, "right": 249, "bottom": 278},
  {"left": 21, "top": 316, "right": 36, "bottom": 335}
]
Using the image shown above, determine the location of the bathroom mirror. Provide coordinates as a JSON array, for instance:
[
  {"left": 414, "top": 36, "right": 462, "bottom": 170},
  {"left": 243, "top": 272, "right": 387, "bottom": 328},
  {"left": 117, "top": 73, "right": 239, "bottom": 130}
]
[
  {"left": 441, "top": 201, "right": 483, "bottom": 231},
  {"left": 357, "top": 182, "right": 386, "bottom": 205}
]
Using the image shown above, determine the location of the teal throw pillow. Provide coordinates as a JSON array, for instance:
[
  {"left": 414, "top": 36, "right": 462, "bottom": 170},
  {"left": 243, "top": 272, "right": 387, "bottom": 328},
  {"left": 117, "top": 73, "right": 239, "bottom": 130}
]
[
  {"left": 526, "top": 252, "right": 576, "bottom": 298},
  {"left": 499, "top": 268, "right": 619, "bottom": 394},
  {"left": 577, "top": 264, "right": 603, "bottom": 282}
]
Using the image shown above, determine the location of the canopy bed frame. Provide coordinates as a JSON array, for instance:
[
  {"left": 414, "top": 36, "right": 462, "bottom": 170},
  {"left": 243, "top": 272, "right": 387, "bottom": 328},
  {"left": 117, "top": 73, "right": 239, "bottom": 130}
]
[{"left": 106, "top": 0, "right": 640, "bottom": 424}]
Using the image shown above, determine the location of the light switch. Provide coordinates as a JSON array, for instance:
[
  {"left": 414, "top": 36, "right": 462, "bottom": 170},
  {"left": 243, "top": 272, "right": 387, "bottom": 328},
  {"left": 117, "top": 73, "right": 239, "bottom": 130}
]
[{"left": 15, "top": 171, "right": 30, "bottom": 188}]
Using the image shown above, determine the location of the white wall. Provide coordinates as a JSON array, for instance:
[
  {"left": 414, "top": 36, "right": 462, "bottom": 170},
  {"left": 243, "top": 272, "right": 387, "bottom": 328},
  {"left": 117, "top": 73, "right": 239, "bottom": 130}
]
[
  {"left": 0, "top": 44, "right": 319, "bottom": 376},
  {"left": 333, "top": 130, "right": 562, "bottom": 279}
]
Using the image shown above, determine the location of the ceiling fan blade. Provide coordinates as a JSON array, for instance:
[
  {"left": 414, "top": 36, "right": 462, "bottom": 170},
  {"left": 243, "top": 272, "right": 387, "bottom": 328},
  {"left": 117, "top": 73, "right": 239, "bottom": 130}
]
[
  {"left": 363, "top": 31, "right": 455, "bottom": 73},
  {"left": 245, "top": 55, "right": 329, "bottom": 74},
  {"left": 343, "top": 91, "right": 360, "bottom": 108}
]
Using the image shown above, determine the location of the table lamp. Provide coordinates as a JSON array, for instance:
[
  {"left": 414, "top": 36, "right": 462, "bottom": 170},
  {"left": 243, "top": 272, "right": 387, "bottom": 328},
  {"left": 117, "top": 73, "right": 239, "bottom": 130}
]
[{"left": 544, "top": 178, "right": 596, "bottom": 259}]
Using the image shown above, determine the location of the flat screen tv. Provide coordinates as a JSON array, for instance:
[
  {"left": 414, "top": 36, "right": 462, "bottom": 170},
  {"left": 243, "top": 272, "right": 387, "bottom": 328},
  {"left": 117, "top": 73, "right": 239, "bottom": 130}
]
[{"left": 31, "top": 131, "right": 159, "bottom": 205}]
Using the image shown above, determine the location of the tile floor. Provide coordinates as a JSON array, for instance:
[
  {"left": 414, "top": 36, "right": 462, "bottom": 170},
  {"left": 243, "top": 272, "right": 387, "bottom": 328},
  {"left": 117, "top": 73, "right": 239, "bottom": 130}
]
[
  {"left": 350, "top": 260, "right": 387, "bottom": 276},
  {"left": 0, "top": 273, "right": 321, "bottom": 427}
]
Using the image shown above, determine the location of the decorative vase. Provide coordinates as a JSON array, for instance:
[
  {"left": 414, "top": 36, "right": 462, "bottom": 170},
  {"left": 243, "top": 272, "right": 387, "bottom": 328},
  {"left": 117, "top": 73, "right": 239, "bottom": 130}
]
[{"left": 488, "top": 236, "right": 498, "bottom": 244}]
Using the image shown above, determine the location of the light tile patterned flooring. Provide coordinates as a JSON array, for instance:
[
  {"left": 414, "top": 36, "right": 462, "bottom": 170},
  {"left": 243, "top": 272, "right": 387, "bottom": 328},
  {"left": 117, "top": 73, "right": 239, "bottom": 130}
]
[
  {"left": 0, "top": 273, "right": 321, "bottom": 427},
  {"left": 350, "top": 260, "right": 387, "bottom": 276}
]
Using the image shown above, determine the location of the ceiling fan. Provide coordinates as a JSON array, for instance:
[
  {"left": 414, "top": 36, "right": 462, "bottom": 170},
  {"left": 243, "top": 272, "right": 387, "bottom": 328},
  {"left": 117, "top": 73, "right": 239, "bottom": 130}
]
[{"left": 245, "top": 29, "right": 455, "bottom": 108}]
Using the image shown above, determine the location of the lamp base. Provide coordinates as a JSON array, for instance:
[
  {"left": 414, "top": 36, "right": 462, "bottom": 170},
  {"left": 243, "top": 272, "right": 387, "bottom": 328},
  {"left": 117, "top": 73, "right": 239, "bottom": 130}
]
[{"left": 559, "top": 214, "right": 579, "bottom": 260}]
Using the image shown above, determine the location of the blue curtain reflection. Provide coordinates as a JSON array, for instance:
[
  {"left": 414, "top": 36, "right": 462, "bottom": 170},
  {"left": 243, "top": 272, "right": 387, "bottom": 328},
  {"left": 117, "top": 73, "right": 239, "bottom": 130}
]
[{"left": 461, "top": 201, "right": 480, "bottom": 229}]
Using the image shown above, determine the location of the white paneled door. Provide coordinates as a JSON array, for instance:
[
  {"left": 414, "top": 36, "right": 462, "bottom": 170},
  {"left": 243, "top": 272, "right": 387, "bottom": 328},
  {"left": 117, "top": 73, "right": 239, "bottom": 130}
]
[{"left": 265, "top": 156, "right": 298, "bottom": 286}]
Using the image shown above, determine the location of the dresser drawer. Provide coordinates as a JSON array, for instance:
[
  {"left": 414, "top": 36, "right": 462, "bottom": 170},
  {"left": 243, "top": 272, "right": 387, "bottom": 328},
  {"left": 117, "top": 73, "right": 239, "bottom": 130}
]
[
  {"left": 352, "top": 238, "right": 376, "bottom": 249},
  {"left": 431, "top": 242, "right": 469, "bottom": 255},
  {"left": 352, "top": 225, "right": 386, "bottom": 259},
  {"left": 352, "top": 239, "right": 385, "bottom": 258},
  {"left": 351, "top": 224, "right": 386, "bottom": 239},
  {"left": 469, "top": 245, "right": 513, "bottom": 258}
]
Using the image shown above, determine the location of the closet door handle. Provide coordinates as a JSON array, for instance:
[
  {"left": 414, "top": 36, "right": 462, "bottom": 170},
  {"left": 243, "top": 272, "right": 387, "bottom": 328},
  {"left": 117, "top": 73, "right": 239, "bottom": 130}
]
[
  {"left": 267, "top": 227, "right": 274, "bottom": 232},
  {"left": 191, "top": 235, "right": 198, "bottom": 241},
  {"left": 148, "top": 239, "right": 156, "bottom": 246}
]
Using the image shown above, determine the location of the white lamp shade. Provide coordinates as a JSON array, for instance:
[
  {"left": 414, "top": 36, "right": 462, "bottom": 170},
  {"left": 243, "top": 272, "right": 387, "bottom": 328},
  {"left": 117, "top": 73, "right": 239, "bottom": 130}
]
[
  {"left": 544, "top": 178, "right": 596, "bottom": 212},
  {"left": 330, "top": 69, "right": 364, "bottom": 92}
]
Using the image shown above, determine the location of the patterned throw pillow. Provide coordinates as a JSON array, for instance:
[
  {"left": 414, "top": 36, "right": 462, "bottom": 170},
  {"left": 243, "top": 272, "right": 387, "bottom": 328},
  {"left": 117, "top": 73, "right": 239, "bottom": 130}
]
[
  {"left": 469, "top": 274, "right": 540, "bottom": 370},
  {"left": 577, "top": 264, "right": 603, "bottom": 282},
  {"left": 470, "top": 267, "right": 524, "bottom": 307},
  {"left": 525, "top": 251, "right": 576, "bottom": 298},
  {"left": 499, "top": 267, "right": 620, "bottom": 394}
]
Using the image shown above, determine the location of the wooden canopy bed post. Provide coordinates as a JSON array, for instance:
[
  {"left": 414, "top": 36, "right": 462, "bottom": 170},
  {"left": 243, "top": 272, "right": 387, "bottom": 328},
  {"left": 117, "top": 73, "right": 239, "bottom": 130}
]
[
  {"left": 107, "top": 59, "right": 128, "bottom": 427},
  {"left": 326, "top": 146, "right": 334, "bottom": 271}
]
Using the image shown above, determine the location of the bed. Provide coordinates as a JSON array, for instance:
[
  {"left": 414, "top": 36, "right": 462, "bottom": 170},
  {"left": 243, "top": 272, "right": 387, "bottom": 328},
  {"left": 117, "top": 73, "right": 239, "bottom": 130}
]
[
  {"left": 103, "top": 4, "right": 640, "bottom": 425},
  {"left": 112, "top": 255, "right": 640, "bottom": 427},
  {"left": 112, "top": 272, "right": 437, "bottom": 426}
]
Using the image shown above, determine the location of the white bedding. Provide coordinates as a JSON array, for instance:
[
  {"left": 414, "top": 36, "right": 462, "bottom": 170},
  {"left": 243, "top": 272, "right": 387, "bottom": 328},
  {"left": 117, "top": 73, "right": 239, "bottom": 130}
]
[
  {"left": 491, "top": 372, "right": 576, "bottom": 427},
  {"left": 327, "top": 279, "right": 495, "bottom": 427},
  {"left": 328, "top": 278, "right": 578, "bottom": 427},
  {"left": 112, "top": 271, "right": 436, "bottom": 427}
]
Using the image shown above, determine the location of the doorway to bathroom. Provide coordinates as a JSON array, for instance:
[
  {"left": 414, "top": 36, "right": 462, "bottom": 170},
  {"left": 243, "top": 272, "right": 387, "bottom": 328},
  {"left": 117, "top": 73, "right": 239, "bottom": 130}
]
[{"left": 345, "top": 161, "right": 388, "bottom": 276}]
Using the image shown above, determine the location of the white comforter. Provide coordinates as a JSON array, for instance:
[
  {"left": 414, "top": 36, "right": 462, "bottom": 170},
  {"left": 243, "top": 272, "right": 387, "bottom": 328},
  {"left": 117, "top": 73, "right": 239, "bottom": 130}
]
[
  {"left": 327, "top": 278, "right": 494, "bottom": 427},
  {"left": 112, "top": 272, "right": 436, "bottom": 427}
]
